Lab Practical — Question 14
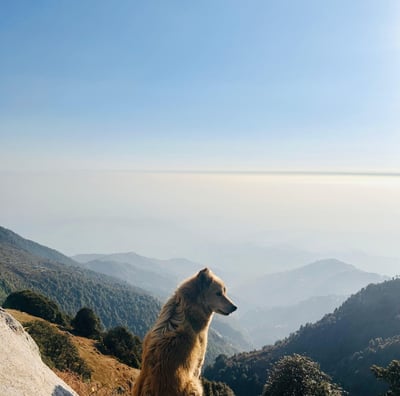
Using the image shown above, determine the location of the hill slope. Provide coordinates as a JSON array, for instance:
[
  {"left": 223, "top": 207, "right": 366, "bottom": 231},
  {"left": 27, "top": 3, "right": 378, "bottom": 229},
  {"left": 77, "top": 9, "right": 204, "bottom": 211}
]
[
  {"left": 0, "top": 226, "right": 160, "bottom": 337},
  {"left": 205, "top": 278, "right": 400, "bottom": 396},
  {"left": 0, "top": 226, "right": 76, "bottom": 266}
]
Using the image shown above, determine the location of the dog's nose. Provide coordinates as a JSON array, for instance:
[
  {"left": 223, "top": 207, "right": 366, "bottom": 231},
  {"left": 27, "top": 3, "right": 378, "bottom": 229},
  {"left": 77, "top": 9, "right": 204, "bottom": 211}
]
[{"left": 231, "top": 305, "right": 237, "bottom": 312}]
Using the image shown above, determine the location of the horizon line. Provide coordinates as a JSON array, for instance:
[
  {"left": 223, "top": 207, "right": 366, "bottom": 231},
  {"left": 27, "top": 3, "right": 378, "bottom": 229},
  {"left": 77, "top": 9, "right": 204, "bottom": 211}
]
[
  {"left": 2, "top": 169, "right": 400, "bottom": 177},
  {"left": 130, "top": 169, "right": 400, "bottom": 177}
]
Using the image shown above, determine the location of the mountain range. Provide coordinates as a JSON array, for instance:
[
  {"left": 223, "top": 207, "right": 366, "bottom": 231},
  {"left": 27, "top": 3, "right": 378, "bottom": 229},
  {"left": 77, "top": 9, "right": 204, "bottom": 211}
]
[
  {"left": 71, "top": 241, "right": 386, "bottom": 351},
  {"left": 72, "top": 252, "right": 201, "bottom": 298},
  {"left": 236, "top": 258, "right": 387, "bottom": 308},
  {"left": 230, "top": 258, "right": 386, "bottom": 347},
  {"left": 241, "top": 294, "right": 348, "bottom": 348},
  {"left": 205, "top": 276, "right": 400, "bottom": 396}
]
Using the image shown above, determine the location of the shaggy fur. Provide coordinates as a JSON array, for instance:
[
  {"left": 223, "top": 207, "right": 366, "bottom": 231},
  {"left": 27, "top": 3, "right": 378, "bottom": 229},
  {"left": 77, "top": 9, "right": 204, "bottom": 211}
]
[{"left": 132, "top": 268, "right": 237, "bottom": 396}]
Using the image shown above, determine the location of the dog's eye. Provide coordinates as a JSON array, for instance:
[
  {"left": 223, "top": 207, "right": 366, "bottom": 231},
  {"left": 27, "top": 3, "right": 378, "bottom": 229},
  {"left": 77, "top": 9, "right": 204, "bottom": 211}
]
[{"left": 216, "top": 291, "right": 223, "bottom": 297}]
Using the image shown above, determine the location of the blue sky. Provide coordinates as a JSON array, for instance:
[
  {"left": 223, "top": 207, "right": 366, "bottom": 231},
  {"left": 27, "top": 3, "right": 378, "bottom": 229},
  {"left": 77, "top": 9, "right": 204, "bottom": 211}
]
[
  {"left": 1, "top": 0, "right": 399, "bottom": 170},
  {"left": 1, "top": 2, "right": 400, "bottom": 268}
]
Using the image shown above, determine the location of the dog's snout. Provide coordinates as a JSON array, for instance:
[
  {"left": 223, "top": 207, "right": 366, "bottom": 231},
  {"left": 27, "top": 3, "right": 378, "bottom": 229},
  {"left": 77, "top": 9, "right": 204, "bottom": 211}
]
[{"left": 231, "top": 304, "right": 237, "bottom": 312}]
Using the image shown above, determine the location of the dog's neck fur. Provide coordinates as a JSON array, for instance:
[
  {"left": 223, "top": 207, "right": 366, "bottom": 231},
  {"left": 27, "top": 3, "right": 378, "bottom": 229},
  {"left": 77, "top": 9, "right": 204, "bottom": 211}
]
[
  {"left": 180, "top": 281, "right": 213, "bottom": 332},
  {"left": 185, "top": 300, "right": 214, "bottom": 333},
  {"left": 153, "top": 282, "right": 213, "bottom": 336}
]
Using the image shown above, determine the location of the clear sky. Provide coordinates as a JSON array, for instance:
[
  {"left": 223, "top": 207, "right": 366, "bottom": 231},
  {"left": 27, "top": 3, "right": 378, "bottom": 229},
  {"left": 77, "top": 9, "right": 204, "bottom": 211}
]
[
  {"left": 1, "top": 0, "right": 399, "bottom": 171},
  {"left": 1, "top": 2, "right": 400, "bottom": 274}
]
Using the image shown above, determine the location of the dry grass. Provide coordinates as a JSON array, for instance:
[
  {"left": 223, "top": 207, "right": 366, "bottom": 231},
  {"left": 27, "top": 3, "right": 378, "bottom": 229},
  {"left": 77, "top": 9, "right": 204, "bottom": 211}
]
[
  {"left": 69, "top": 334, "right": 139, "bottom": 395},
  {"left": 55, "top": 370, "right": 132, "bottom": 396},
  {"left": 7, "top": 308, "right": 47, "bottom": 324},
  {"left": 7, "top": 309, "right": 140, "bottom": 396}
]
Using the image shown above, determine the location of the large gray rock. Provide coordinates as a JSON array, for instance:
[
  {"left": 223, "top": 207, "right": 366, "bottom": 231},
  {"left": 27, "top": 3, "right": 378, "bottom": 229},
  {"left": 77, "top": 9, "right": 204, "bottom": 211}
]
[{"left": 0, "top": 308, "right": 78, "bottom": 396}]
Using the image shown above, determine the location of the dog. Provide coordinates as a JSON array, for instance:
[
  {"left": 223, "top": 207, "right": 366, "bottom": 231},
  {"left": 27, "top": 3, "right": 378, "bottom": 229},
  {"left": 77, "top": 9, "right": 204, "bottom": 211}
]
[{"left": 132, "top": 268, "right": 237, "bottom": 396}]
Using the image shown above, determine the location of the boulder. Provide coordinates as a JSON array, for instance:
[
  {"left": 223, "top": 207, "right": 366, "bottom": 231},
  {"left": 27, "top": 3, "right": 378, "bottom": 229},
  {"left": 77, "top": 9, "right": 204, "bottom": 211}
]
[{"left": 0, "top": 308, "right": 78, "bottom": 396}]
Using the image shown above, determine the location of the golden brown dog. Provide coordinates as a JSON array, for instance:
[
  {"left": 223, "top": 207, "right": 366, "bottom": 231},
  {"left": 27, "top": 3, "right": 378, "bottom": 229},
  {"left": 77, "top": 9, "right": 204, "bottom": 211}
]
[{"left": 132, "top": 268, "right": 237, "bottom": 396}]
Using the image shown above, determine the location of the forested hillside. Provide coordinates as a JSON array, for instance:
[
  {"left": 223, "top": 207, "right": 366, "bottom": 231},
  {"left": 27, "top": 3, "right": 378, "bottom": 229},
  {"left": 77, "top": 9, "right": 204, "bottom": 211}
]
[
  {"left": 0, "top": 226, "right": 160, "bottom": 337},
  {"left": 205, "top": 278, "right": 400, "bottom": 396},
  {"left": 0, "top": 226, "right": 76, "bottom": 266}
]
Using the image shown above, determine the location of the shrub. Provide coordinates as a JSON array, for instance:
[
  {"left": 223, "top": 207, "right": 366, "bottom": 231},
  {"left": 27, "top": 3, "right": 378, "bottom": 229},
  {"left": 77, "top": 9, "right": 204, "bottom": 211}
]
[
  {"left": 25, "top": 320, "right": 91, "bottom": 379},
  {"left": 3, "top": 290, "right": 67, "bottom": 325},
  {"left": 71, "top": 307, "right": 102, "bottom": 338},
  {"left": 202, "top": 378, "right": 236, "bottom": 396},
  {"left": 100, "top": 326, "right": 142, "bottom": 368},
  {"left": 371, "top": 360, "right": 400, "bottom": 395},
  {"left": 262, "top": 354, "right": 344, "bottom": 396}
]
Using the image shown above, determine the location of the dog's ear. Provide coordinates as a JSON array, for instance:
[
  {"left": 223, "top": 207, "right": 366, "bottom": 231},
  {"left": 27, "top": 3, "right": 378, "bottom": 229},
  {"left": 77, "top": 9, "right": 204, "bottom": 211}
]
[{"left": 197, "top": 268, "right": 212, "bottom": 289}]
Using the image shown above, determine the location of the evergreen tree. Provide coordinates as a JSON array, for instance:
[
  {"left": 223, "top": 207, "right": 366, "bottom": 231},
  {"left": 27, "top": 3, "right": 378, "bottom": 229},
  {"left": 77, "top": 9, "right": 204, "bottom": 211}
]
[
  {"left": 3, "top": 290, "right": 67, "bottom": 325},
  {"left": 202, "top": 378, "right": 235, "bottom": 396},
  {"left": 371, "top": 360, "right": 400, "bottom": 395},
  {"left": 101, "top": 326, "right": 142, "bottom": 368},
  {"left": 71, "top": 307, "right": 102, "bottom": 338},
  {"left": 262, "top": 354, "right": 344, "bottom": 396}
]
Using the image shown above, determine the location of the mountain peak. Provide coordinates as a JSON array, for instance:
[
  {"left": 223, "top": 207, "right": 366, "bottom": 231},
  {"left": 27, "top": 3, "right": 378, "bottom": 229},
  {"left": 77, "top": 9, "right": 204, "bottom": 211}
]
[{"left": 300, "top": 258, "right": 356, "bottom": 274}]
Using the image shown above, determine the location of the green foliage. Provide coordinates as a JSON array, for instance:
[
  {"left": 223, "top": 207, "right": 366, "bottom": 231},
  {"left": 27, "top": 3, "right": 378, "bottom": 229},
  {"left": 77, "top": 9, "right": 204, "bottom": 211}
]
[
  {"left": 202, "top": 378, "right": 236, "bottom": 396},
  {"left": 71, "top": 307, "right": 102, "bottom": 338},
  {"left": 3, "top": 290, "right": 67, "bottom": 325},
  {"left": 371, "top": 360, "right": 400, "bottom": 395},
  {"left": 25, "top": 320, "right": 91, "bottom": 379},
  {"left": 262, "top": 354, "right": 343, "bottom": 396},
  {"left": 100, "top": 326, "right": 142, "bottom": 368},
  {"left": 334, "top": 336, "right": 400, "bottom": 395}
]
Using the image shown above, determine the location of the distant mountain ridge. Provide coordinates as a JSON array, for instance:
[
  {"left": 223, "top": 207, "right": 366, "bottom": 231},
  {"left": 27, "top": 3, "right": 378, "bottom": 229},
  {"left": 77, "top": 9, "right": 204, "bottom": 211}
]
[
  {"left": 242, "top": 294, "right": 348, "bottom": 348},
  {"left": 73, "top": 251, "right": 202, "bottom": 297},
  {"left": 236, "top": 258, "right": 387, "bottom": 308},
  {"left": 234, "top": 258, "right": 387, "bottom": 348}
]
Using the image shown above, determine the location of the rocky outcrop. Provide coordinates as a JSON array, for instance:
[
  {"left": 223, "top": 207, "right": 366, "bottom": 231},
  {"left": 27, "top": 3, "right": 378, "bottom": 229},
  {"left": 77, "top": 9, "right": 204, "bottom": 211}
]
[{"left": 0, "top": 308, "right": 78, "bottom": 396}]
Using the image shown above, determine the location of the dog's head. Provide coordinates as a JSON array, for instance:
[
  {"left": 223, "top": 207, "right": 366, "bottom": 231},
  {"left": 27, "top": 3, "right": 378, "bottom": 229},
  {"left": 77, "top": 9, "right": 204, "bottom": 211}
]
[{"left": 197, "top": 268, "right": 237, "bottom": 316}]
